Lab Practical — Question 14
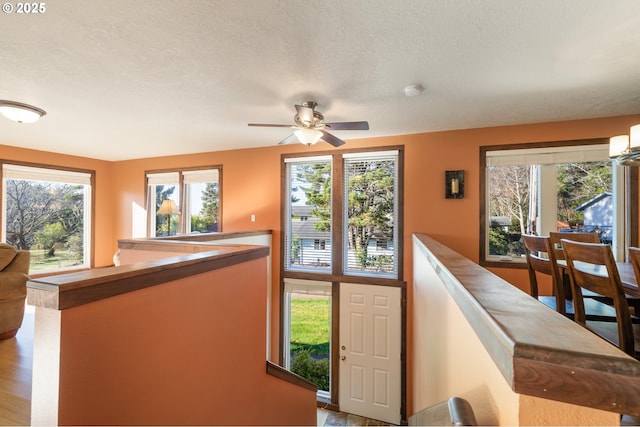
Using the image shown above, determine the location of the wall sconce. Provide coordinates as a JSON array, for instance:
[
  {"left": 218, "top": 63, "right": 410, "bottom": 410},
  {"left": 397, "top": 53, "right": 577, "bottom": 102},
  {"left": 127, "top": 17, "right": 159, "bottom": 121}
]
[
  {"left": 445, "top": 170, "right": 464, "bottom": 199},
  {"left": 609, "top": 124, "right": 640, "bottom": 166}
]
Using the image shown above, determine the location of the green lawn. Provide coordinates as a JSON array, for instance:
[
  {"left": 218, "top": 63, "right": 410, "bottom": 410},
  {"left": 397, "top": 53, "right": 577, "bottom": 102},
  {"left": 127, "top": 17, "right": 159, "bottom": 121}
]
[
  {"left": 290, "top": 297, "right": 330, "bottom": 356},
  {"left": 29, "top": 249, "right": 83, "bottom": 271},
  {"left": 290, "top": 296, "right": 331, "bottom": 391}
]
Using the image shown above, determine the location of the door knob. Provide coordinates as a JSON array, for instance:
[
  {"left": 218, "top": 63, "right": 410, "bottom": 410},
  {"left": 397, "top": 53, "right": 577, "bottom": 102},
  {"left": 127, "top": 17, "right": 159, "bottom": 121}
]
[{"left": 341, "top": 355, "right": 346, "bottom": 361}]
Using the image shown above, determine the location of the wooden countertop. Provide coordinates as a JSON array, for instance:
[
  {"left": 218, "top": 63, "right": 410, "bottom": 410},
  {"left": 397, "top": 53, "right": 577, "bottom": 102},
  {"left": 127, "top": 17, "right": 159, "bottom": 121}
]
[
  {"left": 414, "top": 233, "right": 640, "bottom": 416},
  {"left": 27, "top": 244, "right": 269, "bottom": 310}
]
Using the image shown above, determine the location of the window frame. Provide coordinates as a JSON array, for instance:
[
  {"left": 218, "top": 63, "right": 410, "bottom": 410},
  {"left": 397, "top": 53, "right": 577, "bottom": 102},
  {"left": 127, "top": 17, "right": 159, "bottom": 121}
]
[
  {"left": 1, "top": 160, "right": 95, "bottom": 272},
  {"left": 280, "top": 146, "right": 405, "bottom": 408},
  {"left": 479, "top": 138, "right": 637, "bottom": 268},
  {"left": 145, "top": 165, "right": 222, "bottom": 237},
  {"left": 281, "top": 146, "right": 404, "bottom": 280},
  {"left": 282, "top": 278, "right": 333, "bottom": 400}
]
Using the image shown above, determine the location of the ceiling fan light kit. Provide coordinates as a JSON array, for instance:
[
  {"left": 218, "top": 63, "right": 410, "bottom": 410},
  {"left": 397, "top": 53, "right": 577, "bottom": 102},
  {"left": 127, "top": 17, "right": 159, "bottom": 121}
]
[
  {"left": 0, "top": 100, "right": 46, "bottom": 123},
  {"left": 294, "top": 128, "right": 323, "bottom": 145},
  {"left": 248, "top": 101, "right": 369, "bottom": 147}
]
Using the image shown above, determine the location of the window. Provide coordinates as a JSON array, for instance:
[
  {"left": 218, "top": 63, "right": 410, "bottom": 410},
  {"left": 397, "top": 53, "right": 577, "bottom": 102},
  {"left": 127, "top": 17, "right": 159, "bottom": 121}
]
[
  {"left": 146, "top": 167, "right": 221, "bottom": 237},
  {"left": 282, "top": 147, "right": 403, "bottom": 403},
  {"left": 283, "top": 278, "right": 332, "bottom": 399},
  {"left": 1, "top": 163, "right": 93, "bottom": 273},
  {"left": 481, "top": 140, "right": 626, "bottom": 265},
  {"left": 343, "top": 152, "right": 398, "bottom": 275},
  {"left": 285, "top": 156, "right": 332, "bottom": 271},
  {"left": 283, "top": 148, "right": 402, "bottom": 278}
]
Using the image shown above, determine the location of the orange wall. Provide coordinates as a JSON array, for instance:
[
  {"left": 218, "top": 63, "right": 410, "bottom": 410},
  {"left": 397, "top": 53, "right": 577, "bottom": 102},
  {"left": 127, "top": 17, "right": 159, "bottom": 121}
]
[
  {"left": 5, "top": 113, "right": 640, "bottom": 417},
  {"left": 45, "top": 257, "right": 316, "bottom": 425}
]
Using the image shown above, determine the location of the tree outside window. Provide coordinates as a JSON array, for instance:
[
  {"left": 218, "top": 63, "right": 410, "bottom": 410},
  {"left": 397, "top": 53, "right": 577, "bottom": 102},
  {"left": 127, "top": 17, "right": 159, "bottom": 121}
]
[
  {"left": 284, "top": 150, "right": 400, "bottom": 277},
  {"left": 147, "top": 168, "right": 221, "bottom": 237},
  {"left": 2, "top": 163, "right": 92, "bottom": 272},
  {"left": 483, "top": 142, "right": 621, "bottom": 263}
]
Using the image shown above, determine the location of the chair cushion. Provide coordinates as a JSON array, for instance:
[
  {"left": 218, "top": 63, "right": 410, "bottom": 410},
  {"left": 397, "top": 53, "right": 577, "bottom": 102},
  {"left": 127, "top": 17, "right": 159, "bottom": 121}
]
[{"left": 0, "top": 244, "right": 17, "bottom": 271}]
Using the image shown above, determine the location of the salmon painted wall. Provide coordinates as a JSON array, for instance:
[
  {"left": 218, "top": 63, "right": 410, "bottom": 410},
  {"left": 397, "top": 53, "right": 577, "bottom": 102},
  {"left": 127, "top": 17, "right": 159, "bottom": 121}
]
[
  {"left": 0, "top": 144, "right": 115, "bottom": 267},
  {"left": 109, "top": 114, "right": 640, "bottom": 416},
  {"left": 5, "top": 113, "right": 640, "bottom": 417},
  {"left": 51, "top": 257, "right": 316, "bottom": 425}
]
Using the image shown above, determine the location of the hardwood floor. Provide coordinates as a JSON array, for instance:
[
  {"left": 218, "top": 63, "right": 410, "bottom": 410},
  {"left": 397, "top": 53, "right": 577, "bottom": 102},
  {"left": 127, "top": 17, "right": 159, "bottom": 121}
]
[{"left": 0, "top": 306, "right": 32, "bottom": 426}]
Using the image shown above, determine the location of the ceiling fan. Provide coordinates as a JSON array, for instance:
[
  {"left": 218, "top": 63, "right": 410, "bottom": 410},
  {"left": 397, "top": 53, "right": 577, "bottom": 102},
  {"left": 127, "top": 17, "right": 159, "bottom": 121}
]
[{"left": 248, "top": 101, "right": 369, "bottom": 147}]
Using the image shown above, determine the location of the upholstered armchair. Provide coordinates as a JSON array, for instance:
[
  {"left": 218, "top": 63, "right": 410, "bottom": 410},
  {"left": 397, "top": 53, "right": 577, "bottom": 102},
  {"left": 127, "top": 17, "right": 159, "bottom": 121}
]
[{"left": 0, "top": 243, "right": 30, "bottom": 340}]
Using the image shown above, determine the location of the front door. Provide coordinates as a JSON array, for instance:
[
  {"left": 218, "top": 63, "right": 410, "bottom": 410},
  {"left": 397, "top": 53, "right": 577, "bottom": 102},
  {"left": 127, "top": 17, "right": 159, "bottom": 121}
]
[{"left": 339, "top": 283, "right": 401, "bottom": 424}]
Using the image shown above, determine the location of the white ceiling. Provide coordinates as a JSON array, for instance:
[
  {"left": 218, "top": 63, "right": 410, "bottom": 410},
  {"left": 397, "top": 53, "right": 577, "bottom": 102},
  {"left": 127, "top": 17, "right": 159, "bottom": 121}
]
[{"left": 2, "top": 0, "right": 640, "bottom": 161}]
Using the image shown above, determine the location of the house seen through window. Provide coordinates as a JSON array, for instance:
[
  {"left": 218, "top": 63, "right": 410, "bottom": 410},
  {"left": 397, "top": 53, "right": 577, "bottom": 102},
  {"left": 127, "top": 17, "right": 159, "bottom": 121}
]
[
  {"left": 282, "top": 148, "right": 402, "bottom": 399},
  {"left": 481, "top": 141, "right": 625, "bottom": 264}
]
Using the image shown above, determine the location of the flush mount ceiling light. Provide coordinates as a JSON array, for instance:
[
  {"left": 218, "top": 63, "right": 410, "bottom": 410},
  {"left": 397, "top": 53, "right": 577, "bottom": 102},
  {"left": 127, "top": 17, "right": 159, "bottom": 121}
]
[
  {"left": 609, "top": 124, "right": 640, "bottom": 166},
  {"left": 403, "top": 84, "right": 424, "bottom": 97},
  {"left": 0, "top": 100, "right": 46, "bottom": 123}
]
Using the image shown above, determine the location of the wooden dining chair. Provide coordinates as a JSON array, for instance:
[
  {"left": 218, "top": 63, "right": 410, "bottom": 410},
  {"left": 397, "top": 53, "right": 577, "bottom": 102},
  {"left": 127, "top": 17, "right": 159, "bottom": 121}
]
[
  {"left": 549, "top": 231, "right": 615, "bottom": 303},
  {"left": 549, "top": 231, "right": 600, "bottom": 259},
  {"left": 522, "top": 235, "right": 565, "bottom": 313},
  {"left": 522, "top": 234, "right": 617, "bottom": 321},
  {"left": 562, "top": 239, "right": 640, "bottom": 358}
]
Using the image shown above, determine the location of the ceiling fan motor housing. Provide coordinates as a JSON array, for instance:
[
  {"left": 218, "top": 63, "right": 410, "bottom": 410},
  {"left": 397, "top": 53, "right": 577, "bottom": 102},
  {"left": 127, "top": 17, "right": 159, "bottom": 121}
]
[{"left": 295, "top": 101, "right": 324, "bottom": 129}]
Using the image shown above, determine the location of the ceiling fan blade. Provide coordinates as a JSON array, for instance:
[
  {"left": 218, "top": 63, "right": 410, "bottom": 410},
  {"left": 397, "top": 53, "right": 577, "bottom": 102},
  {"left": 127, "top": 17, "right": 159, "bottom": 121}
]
[
  {"left": 321, "top": 130, "right": 346, "bottom": 147},
  {"left": 325, "top": 121, "right": 369, "bottom": 130},
  {"left": 248, "top": 123, "right": 292, "bottom": 128},
  {"left": 295, "top": 104, "right": 315, "bottom": 126},
  {"left": 278, "top": 133, "right": 299, "bottom": 145}
]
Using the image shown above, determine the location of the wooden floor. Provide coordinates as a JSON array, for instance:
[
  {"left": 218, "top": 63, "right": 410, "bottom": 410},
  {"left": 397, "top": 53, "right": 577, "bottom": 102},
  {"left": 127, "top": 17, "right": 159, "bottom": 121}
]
[{"left": 0, "top": 306, "right": 33, "bottom": 426}]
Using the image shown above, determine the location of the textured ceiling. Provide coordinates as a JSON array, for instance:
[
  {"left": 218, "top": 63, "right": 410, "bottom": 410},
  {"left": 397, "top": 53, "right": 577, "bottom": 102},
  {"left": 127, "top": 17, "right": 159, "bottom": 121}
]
[{"left": 2, "top": 0, "right": 640, "bottom": 161}]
